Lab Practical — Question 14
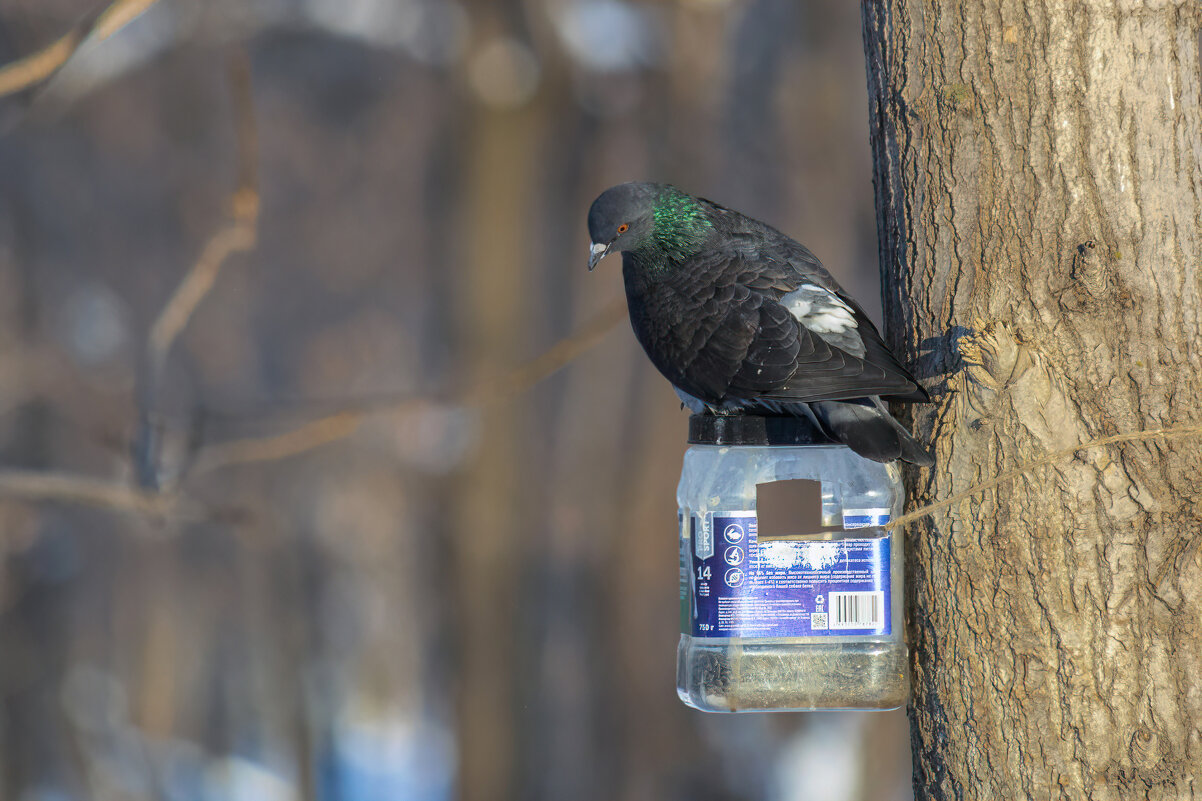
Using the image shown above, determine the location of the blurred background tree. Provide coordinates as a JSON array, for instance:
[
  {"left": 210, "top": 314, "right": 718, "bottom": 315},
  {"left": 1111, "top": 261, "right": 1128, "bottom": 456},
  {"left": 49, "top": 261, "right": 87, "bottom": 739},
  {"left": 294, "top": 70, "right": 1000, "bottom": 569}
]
[{"left": 0, "top": 2, "right": 911, "bottom": 800}]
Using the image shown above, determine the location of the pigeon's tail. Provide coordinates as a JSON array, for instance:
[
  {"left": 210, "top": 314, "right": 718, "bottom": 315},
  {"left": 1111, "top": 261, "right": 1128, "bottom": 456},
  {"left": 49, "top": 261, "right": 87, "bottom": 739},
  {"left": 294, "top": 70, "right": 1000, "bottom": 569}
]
[{"left": 809, "top": 398, "right": 933, "bottom": 467}]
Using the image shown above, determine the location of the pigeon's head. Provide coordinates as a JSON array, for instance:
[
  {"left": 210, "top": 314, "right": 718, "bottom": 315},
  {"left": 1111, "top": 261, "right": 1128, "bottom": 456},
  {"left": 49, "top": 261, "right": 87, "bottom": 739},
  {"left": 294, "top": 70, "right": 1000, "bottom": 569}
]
[{"left": 586, "top": 182, "right": 663, "bottom": 271}]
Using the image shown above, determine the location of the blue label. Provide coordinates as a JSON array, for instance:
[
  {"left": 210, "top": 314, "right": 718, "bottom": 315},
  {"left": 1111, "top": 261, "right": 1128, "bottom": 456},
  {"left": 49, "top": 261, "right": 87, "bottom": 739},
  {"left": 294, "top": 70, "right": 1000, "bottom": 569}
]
[
  {"left": 842, "top": 508, "right": 892, "bottom": 529},
  {"left": 689, "top": 513, "right": 891, "bottom": 638},
  {"left": 679, "top": 513, "right": 689, "bottom": 633}
]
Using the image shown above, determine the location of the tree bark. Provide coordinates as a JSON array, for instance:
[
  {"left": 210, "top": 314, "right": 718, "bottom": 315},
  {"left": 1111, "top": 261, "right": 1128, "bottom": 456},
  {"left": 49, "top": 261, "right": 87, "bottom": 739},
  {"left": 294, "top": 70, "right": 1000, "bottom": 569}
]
[{"left": 862, "top": 2, "right": 1202, "bottom": 798}]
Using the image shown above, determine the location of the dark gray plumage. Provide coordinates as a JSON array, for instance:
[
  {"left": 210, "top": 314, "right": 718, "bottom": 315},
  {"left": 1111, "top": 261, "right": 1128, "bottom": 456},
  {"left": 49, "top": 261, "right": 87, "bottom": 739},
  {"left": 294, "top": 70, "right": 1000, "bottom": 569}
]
[{"left": 587, "top": 181, "right": 933, "bottom": 466}]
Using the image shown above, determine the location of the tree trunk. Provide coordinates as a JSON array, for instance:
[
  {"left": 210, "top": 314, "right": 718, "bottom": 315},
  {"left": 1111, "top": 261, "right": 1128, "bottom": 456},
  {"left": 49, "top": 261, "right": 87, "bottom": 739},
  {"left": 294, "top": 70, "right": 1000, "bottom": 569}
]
[{"left": 861, "top": 2, "right": 1202, "bottom": 798}]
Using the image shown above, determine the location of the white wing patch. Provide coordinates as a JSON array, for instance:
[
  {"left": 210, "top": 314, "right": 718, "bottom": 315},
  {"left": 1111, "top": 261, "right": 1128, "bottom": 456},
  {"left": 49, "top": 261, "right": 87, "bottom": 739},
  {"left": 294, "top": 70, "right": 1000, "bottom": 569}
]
[
  {"left": 782, "top": 284, "right": 855, "bottom": 332},
  {"left": 805, "top": 306, "right": 857, "bottom": 334},
  {"left": 780, "top": 284, "right": 865, "bottom": 358}
]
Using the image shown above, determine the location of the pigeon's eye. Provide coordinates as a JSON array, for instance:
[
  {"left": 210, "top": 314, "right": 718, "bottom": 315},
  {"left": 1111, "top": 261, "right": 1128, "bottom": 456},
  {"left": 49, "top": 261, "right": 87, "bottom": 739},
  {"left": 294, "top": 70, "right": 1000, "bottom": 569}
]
[{"left": 617, "top": 223, "right": 629, "bottom": 234}]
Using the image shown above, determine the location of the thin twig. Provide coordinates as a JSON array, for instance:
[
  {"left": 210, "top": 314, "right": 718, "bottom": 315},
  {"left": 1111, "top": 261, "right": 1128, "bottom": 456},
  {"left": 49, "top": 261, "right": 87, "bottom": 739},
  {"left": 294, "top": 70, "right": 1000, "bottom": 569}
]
[
  {"left": 147, "top": 53, "right": 258, "bottom": 367},
  {"left": 0, "top": 295, "right": 626, "bottom": 511},
  {"left": 0, "top": 0, "right": 160, "bottom": 98},
  {"left": 0, "top": 469, "right": 172, "bottom": 515},
  {"left": 92, "top": 0, "right": 161, "bottom": 40},
  {"left": 135, "top": 52, "right": 257, "bottom": 488},
  {"left": 146, "top": 215, "right": 256, "bottom": 362},
  {"left": 191, "top": 296, "right": 630, "bottom": 474},
  {"left": 463, "top": 295, "right": 629, "bottom": 405},
  {"left": 886, "top": 423, "right": 1202, "bottom": 531},
  {"left": 192, "top": 412, "right": 365, "bottom": 473}
]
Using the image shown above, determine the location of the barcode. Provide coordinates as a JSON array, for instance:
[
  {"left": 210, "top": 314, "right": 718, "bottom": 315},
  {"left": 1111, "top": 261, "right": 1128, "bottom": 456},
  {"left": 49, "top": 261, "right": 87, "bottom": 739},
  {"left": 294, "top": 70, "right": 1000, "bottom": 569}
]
[
  {"left": 829, "top": 591, "right": 884, "bottom": 629},
  {"left": 810, "top": 612, "right": 828, "bottom": 630}
]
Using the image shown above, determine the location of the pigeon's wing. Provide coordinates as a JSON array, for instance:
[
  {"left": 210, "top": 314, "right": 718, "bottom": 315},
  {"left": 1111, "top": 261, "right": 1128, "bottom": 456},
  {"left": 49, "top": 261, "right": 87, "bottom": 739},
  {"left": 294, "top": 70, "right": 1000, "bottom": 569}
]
[
  {"left": 726, "top": 288, "right": 923, "bottom": 403},
  {"left": 659, "top": 213, "right": 928, "bottom": 404},
  {"left": 762, "top": 234, "right": 930, "bottom": 402},
  {"left": 831, "top": 299, "right": 930, "bottom": 402}
]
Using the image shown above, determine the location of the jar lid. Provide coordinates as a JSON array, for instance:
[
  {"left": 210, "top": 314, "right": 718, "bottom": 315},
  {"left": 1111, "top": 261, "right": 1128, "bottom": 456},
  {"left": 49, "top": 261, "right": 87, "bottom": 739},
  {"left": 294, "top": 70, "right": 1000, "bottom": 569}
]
[{"left": 687, "top": 414, "right": 834, "bottom": 446}]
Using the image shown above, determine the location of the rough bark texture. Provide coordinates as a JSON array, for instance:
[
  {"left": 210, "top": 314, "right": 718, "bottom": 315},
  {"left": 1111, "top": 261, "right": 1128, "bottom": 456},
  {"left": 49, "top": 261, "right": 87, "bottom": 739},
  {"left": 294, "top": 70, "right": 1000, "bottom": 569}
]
[{"left": 862, "top": 2, "right": 1202, "bottom": 798}]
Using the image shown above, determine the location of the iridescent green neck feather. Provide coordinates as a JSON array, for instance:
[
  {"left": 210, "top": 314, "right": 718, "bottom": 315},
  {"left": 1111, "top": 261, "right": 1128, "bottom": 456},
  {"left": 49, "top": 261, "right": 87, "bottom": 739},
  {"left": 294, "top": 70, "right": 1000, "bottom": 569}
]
[{"left": 631, "top": 188, "right": 713, "bottom": 272}]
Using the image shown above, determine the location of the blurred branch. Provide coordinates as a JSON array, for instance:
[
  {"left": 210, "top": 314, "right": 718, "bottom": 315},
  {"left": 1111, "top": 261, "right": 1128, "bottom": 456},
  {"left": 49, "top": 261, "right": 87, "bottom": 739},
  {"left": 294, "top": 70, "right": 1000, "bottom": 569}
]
[
  {"left": 193, "top": 412, "right": 364, "bottom": 473},
  {"left": 0, "top": 35, "right": 629, "bottom": 508},
  {"left": 0, "top": 469, "right": 173, "bottom": 516},
  {"left": 148, "top": 52, "right": 258, "bottom": 369},
  {"left": 192, "top": 296, "right": 630, "bottom": 474},
  {"left": 0, "top": 0, "right": 160, "bottom": 98},
  {"left": 0, "top": 297, "right": 626, "bottom": 515},
  {"left": 463, "top": 295, "right": 630, "bottom": 405},
  {"left": 134, "top": 51, "right": 258, "bottom": 488}
]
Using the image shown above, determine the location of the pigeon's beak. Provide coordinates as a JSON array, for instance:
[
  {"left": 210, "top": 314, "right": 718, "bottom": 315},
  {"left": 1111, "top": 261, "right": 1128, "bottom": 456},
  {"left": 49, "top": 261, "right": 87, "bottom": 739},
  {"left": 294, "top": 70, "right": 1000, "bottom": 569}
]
[{"left": 587, "top": 241, "right": 612, "bottom": 272}]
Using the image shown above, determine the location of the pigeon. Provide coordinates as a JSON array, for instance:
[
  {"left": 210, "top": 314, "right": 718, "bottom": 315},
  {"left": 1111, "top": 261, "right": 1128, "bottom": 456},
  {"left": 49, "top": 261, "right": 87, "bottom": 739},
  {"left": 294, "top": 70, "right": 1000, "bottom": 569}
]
[{"left": 587, "top": 181, "right": 933, "bottom": 466}]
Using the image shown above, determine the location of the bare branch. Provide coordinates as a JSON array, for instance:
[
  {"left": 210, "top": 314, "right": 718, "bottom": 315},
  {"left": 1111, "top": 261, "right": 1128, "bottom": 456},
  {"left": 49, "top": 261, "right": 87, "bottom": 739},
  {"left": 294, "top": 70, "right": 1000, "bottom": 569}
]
[
  {"left": 147, "top": 52, "right": 259, "bottom": 367},
  {"left": 135, "top": 51, "right": 258, "bottom": 488},
  {"left": 193, "top": 412, "right": 364, "bottom": 473},
  {"left": 0, "top": 469, "right": 173, "bottom": 516},
  {"left": 0, "top": 0, "right": 161, "bottom": 99},
  {"left": 464, "top": 294, "right": 629, "bottom": 405},
  {"left": 92, "top": 0, "right": 161, "bottom": 40},
  {"left": 191, "top": 296, "right": 630, "bottom": 474}
]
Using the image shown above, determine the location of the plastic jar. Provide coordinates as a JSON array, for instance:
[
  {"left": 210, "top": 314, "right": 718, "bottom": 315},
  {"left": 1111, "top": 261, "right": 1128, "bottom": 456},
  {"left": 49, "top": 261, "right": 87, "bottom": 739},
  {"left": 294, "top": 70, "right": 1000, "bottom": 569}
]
[{"left": 676, "top": 414, "right": 907, "bottom": 712}]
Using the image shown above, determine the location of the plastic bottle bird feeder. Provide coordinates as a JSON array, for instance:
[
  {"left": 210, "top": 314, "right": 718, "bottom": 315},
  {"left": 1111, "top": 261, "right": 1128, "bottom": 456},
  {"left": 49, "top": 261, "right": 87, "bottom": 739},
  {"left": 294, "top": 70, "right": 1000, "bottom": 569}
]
[{"left": 676, "top": 414, "right": 907, "bottom": 712}]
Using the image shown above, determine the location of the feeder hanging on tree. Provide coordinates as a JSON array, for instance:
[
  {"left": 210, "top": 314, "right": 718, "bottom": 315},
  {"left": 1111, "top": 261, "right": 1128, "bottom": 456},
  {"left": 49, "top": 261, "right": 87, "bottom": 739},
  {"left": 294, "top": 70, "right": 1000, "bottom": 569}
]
[{"left": 676, "top": 414, "right": 907, "bottom": 712}]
